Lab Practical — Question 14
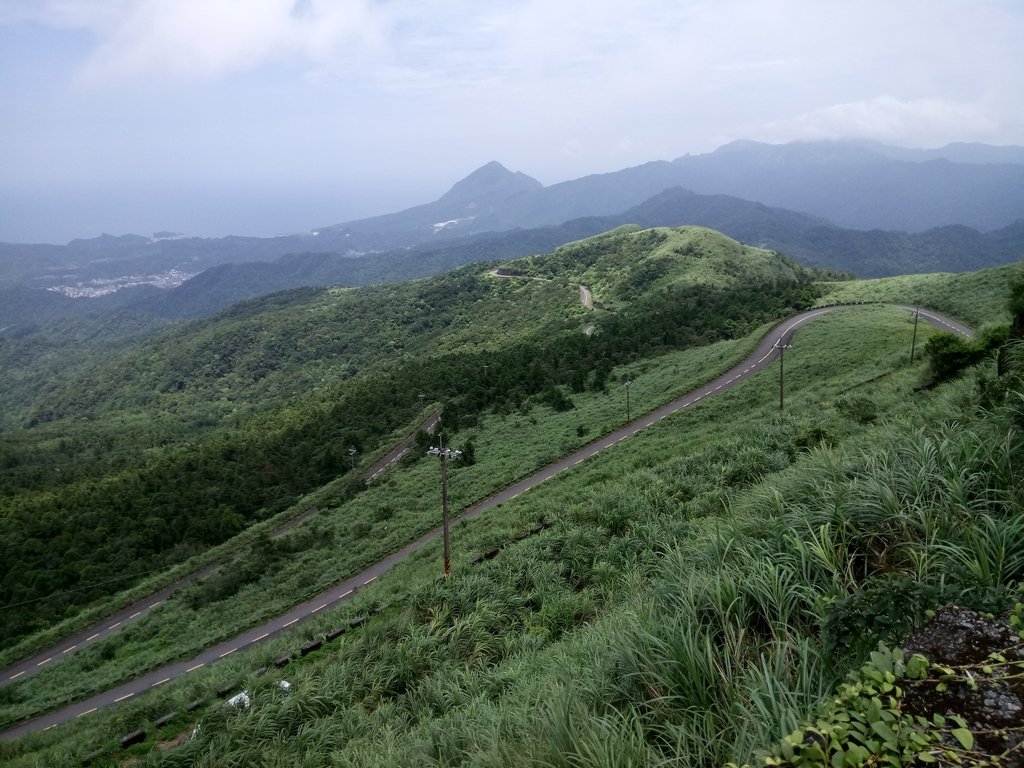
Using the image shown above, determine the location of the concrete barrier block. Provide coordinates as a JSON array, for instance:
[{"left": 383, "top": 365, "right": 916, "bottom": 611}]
[
  {"left": 119, "top": 729, "right": 146, "bottom": 748},
  {"left": 153, "top": 712, "right": 176, "bottom": 729},
  {"left": 299, "top": 639, "right": 322, "bottom": 656}
]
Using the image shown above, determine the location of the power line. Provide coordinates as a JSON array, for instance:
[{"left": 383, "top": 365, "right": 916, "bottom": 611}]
[{"left": 0, "top": 566, "right": 173, "bottom": 611}]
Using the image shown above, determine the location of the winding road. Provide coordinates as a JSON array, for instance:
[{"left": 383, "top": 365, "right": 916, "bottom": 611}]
[
  {"left": 0, "top": 303, "right": 971, "bottom": 741},
  {"left": 0, "top": 412, "right": 441, "bottom": 691}
]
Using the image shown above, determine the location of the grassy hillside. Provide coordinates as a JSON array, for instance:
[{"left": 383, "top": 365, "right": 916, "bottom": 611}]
[
  {"left": 4, "top": 233, "right": 1019, "bottom": 766},
  {"left": 4, "top": 291, "right": 1021, "bottom": 766},
  {"left": 816, "top": 261, "right": 1024, "bottom": 327},
  {"left": 510, "top": 225, "right": 810, "bottom": 307},
  {"left": 0, "top": 227, "right": 815, "bottom": 649}
]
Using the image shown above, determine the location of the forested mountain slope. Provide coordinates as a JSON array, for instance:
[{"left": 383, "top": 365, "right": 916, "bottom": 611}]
[{"left": 0, "top": 227, "right": 817, "bottom": 648}]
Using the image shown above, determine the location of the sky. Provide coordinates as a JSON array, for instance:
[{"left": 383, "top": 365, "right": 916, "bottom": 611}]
[{"left": 1, "top": 0, "right": 1023, "bottom": 244}]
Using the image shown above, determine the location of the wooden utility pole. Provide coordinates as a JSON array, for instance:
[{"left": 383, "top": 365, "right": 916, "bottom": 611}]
[
  {"left": 427, "top": 441, "right": 462, "bottom": 579},
  {"left": 775, "top": 340, "right": 793, "bottom": 411},
  {"left": 910, "top": 306, "right": 920, "bottom": 364}
]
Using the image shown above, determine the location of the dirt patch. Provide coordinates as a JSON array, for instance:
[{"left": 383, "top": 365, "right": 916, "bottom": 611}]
[{"left": 156, "top": 728, "right": 192, "bottom": 751}]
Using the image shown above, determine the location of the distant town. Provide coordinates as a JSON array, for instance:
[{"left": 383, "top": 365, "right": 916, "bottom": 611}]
[{"left": 46, "top": 268, "right": 195, "bottom": 298}]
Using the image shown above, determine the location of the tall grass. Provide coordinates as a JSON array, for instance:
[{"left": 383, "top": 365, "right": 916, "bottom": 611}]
[{"left": 6, "top": 306, "right": 1023, "bottom": 767}]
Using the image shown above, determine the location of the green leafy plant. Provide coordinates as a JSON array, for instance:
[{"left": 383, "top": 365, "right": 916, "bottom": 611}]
[{"left": 730, "top": 648, "right": 954, "bottom": 768}]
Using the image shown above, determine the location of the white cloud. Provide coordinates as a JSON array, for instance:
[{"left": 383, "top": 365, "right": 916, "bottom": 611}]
[
  {"left": 1, "top": 0, "right": 385, "bottom": 82},
  {"left": 750, "top": 95, "right": 1003, "bottom": 147},
  {"left": 3, "top": 0, "right": 1024, "bottom": 242}
]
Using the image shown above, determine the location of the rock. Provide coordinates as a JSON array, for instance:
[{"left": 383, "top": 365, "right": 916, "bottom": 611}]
[{"left": 902, "top": 604, "right": 1024, "bottom": 762}]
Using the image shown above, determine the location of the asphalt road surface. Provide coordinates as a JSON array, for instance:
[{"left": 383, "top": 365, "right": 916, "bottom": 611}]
[
  {"left": 0, "top": 412, "right": 441, "bottom": 690},
  {"left": 0, "top": 303, "right": 971, "bottom": 741}
]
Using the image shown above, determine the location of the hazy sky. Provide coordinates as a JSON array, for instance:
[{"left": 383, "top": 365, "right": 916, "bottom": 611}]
[{"left": 2, "top": 0, "right": 1023, "bottom": 244}]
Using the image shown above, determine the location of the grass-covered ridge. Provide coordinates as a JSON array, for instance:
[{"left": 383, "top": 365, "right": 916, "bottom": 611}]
[
  {"left": 816, "top": 260, "right": 1024, "bottom": 328},
  {"left": 510, "top": 225, "right": 811, "bottom": 307}
]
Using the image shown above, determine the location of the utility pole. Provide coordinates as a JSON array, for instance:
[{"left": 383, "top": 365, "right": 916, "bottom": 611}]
[
  {"left": 910, "top": 305, "right": 920, "bottom": 364},
  {"left": 348, "top": 446, "right": 357, "bottom": 471},
  {"left": 624, "top": 379, "right": 632, "bottom": 423},
  {"left": 774, "top": 340, "right": 793, "bottom": 411},
  {"left": 427, "top": 440, "right": 462, "bottom": 579}
]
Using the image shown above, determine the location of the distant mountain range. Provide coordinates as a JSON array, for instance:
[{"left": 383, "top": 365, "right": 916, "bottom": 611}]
[
  {"left": 4, "top": 185, "right": 1023, "bottom": 329},
  {"left": 319, "top": 139, "right": 1024, "bottom": 246},
  {"left": 2, "top": 139, "right": 1023, "bottom": 328}
]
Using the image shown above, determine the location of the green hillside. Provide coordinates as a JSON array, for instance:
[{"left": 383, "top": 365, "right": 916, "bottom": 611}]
[
  {"left": 512, "top": 225, "right": 808, "bottom": 305},
  {"left": 2, "top": 263, "right": 1021, "bottom": 767},
  {"left": 0, "top": 227, "right": 817, "bottom": 650},
  {"left": 817, "top": 261, "right": 1024, "bottom": 327},
  {"left": 3, "top": 225, "right": 1021, "bottom": 766}
]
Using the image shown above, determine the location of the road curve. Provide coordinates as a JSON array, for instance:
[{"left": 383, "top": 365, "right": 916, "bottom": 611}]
[
  {"left": 897, "top": 305, "right": 973, "bottom": 338},
  {"left": 0, "top": 303, "right": 969, "bottom": 741}
]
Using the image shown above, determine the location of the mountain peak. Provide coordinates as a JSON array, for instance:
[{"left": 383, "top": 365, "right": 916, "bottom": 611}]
[{"left": 439, "top": 161, "right": 543, "bottom": 206}]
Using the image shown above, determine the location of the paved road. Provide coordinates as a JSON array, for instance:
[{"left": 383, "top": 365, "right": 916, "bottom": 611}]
[
  {"left": 0, "top": 565, "right": 218, "bottom": 692},
  {"left": 0, "top": 412, "right": 442, "bottom": 691},
  {"left": 365, "top": 410, "right": 442, "bottom": 482},
  {"left": 0, "top": 303, "right": 968, "bottom": 741},
  {"left": 897, "top": 305, "right": 973, "bottom": 338}
]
